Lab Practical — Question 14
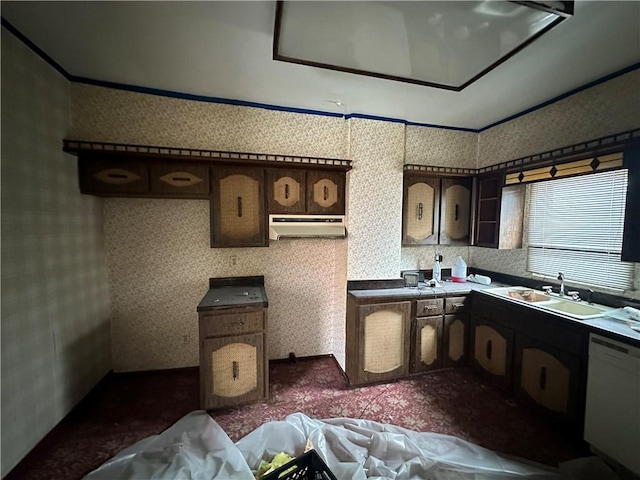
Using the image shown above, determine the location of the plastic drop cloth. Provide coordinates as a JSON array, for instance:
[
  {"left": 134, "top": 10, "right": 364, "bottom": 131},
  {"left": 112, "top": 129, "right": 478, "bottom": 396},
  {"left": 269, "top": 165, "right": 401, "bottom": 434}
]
[{"left": 84, "top": 411, "right": 564, "bottom": 479}]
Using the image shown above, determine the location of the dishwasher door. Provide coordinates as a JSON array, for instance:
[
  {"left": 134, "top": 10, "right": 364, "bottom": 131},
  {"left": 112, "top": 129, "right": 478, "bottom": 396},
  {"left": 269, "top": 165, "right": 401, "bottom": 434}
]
[{"left": 584, "top": 334, "right": 640, "bottom": 475}]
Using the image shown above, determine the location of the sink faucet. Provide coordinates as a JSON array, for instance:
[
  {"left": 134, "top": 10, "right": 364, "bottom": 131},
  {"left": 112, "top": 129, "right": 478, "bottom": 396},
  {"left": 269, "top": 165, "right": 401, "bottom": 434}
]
[{"left": 558, "top": 272, "right": 565, "bottom": 297}]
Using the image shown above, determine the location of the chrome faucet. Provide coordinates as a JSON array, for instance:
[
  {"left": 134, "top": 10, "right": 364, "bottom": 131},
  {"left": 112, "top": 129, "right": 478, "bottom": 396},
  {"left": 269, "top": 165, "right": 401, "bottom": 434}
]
[{"left": 558, "top": 272, "right": 565, "bottom": 297}]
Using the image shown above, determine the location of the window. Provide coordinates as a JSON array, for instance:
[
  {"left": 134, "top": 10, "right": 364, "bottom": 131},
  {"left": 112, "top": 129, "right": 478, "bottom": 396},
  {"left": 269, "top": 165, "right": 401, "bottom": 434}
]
[{"left": 527, "top": 169, "right": 634, "bottom": 291}]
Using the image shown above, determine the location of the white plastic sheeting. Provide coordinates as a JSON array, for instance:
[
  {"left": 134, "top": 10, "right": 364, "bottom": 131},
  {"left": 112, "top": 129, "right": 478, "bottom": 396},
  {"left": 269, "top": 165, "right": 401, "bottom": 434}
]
[{"left": 85, "top": 411, "right": 565, "bottom": 479}]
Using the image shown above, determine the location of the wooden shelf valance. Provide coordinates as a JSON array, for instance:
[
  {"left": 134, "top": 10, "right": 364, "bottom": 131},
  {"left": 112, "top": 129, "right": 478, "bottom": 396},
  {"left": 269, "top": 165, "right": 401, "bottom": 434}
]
[{"left": 63, "top": 139, "right": 353, "bottom": 171}]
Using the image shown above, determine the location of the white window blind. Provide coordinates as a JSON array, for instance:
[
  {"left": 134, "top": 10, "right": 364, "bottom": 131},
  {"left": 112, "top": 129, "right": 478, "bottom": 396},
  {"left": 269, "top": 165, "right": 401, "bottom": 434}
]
[{"left": 527, "top": 169, "right": 634, "bottom": 291}]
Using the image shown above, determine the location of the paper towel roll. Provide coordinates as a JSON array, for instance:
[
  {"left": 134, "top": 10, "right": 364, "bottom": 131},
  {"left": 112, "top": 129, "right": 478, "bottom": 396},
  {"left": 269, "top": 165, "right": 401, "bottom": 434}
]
[
  {"left": 623, "top": 306, "right": 640, "bottom": 321},
  {"left": 467, "top": 274, "right": 491, "bottom": 285}
]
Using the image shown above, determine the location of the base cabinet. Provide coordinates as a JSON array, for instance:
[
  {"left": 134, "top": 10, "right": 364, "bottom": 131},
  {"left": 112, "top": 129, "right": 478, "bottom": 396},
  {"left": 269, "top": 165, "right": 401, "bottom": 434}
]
[
  {"left": 346, "top": 300, "right": 412, "bottom": 386},
  {"left": 470, "top": 317, "right": 514, "bottom": 389},
  {"left": 443, "top": 314, "right": 468, "bottom": 368},
  {"left": 413, "top": 316, "right": 442, "bottom": 372},
  {"left": 199, "top": 308, "right": 268, "bottom": 409}
]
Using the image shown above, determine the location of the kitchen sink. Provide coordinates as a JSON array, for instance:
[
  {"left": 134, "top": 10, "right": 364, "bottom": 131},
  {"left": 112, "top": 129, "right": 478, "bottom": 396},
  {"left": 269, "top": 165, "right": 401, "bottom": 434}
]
[{"left": 484, "top": 286, "right": 612, "bottom": 320}]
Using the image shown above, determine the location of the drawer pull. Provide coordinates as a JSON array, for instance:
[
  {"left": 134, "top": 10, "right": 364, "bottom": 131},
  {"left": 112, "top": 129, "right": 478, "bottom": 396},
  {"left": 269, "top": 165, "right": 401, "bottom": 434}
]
[
  {"left": 285, "top": 183, "right": 290, "bottom": 199},
  {"left": 417, "top": 202, "right": 423, "bottom": 220},
  {"left": 455, "top": 203, "right": 460, "bottom": 221},
  {"left": 323, "top": 185, "right": 329, "bottom": 201},
  {"left": 486, "top": 339, "right": 492, "bottom": 360},
  {"left": 232, "top": 361, "right": 239, "bottom": 381},
  {"left": 453, "top": 303, "right": 465, "bottom": 308},
  {"left": 539, "top": 366, "right": 547, "bottom": 390},
  {"left": 107, "top": 173, "right": 129, "bottom": 179},
  {"left": 423, "top": 305, "right": 437, "bottom": 310},
  {"left": 237, "top": 196, "right": 243, "bottom": 217},
  {"left": 229, "top": 321, "right": 244, "bottom": 327},
  {"left": 171, "top": 176, "right": 191, "bottom": 182}
]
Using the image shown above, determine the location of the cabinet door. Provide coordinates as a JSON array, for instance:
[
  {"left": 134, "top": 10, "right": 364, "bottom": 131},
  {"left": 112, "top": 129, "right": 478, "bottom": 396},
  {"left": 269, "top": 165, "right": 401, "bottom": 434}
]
[
  {"left": 514, "top": 334, "right": 582, "bottom": 428},
  {"left": 200, "top": 333, "right": 265, "bottom": 410},
  {"left": 306, "top": 170, "right": 345, "bottom": 214},
  {"left": 439, "top": 178, "right": 472, "bottom": 245},
  {"left": 402, "top": 176, "right": 440, "bottom": 245},
  {"left": 474, "top": 174, "right": 501, "bottom": 247},
  {"left": 211, "top": 167, "right": 266, "bottom": 247},
  {"left": 358, "top": 301, "right": 411, "bottom": 384},
  {"left": 443, "top": 313, "right": 468, "bottom": 368},
  {"left": 267, "top": 169, "right": 306, "bottom": 213},
  {"left": 412, "top": 316, "right": 442, "bottom": 373},
  {"left": 149, "top": 163, "right": 209, "bottom": 198},
  {"left": 470, "top": 316, "right": 513, "bottom": 389},
  {"left": 78, "top": 156, "right": 149, "bottom": 195}
]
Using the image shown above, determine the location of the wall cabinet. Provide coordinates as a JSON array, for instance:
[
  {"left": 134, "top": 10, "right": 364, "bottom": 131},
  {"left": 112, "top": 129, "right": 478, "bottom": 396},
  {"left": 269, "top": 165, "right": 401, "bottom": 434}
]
[
  {"left": 210, "top": 167, "right": 267, "bottom": 248},
  {"left": 474, "top": 174, "right": 525, "bottom": 249},
  {"left": 267, "top": 169, "right": 347, "bottom": 215},
  {"left": 198, "top": 307, "right": 268, "bottom": 410},
  {"left": 402, "top": 175, "right": 472, "bottom": 246},
  {"left": 346, "top": 300, "right": 412, "bottom": 386}
]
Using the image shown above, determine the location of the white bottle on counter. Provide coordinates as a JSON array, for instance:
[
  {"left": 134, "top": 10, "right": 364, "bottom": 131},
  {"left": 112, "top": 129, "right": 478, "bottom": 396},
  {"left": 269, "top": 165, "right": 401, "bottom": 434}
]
[
  {"left": 452, "top": 256, "right": 467, "bottom": 283},
  {"left": 433, "top": 254, "right": 442, "bottom": 282}
]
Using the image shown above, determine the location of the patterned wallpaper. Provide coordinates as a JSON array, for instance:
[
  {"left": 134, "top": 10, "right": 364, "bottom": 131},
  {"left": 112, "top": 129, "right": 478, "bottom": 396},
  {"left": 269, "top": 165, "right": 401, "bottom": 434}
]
[
  {"left": 405, "top": 125, "right": 477, "bottom": 168},
  {"left": 1, "top": 28, "right": 111, "bottom": 477},
  {"left": 346, "top": 118, "right": 405, "bottom": 280},
  {"left": 477, "top": 69, "right": 640, "bottom": 167}
]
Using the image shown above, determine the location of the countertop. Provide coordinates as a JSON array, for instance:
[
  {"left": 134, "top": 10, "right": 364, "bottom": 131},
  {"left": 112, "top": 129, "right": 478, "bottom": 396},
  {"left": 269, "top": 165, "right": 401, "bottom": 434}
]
[
  {"left": 197, "top": 276, "right": 268, "bottom": 312},
  {"left": 348, "top": 279, "right": 640, "bottom": 346}
]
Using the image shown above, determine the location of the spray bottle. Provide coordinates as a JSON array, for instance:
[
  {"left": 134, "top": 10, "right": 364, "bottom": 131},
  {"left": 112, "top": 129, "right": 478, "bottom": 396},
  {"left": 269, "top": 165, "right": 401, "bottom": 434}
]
[{"left": 432, "top": 253, "right": 442, "bottom": 283}]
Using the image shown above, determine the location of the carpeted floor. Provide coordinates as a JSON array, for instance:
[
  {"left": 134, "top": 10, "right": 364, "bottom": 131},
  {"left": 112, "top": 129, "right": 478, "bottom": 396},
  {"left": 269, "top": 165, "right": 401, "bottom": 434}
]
[{"left": 8, "top": 357, "right": 588, "bottom": 479}]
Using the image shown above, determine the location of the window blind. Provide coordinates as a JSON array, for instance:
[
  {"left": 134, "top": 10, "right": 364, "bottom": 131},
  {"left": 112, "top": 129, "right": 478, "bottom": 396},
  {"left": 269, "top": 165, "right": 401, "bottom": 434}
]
[{"left": 527, "top": 169, "right": 634, "bottom": 291}]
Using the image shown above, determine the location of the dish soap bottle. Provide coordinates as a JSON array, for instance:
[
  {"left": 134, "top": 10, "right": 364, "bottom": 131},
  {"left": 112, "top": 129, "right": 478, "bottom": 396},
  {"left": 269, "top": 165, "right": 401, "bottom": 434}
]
[
  {"left": 452, "top": 255, "right": 467, "bottom": 283},
  {"left": 433, "top": 253, "right": 442, "bottom": 282}
]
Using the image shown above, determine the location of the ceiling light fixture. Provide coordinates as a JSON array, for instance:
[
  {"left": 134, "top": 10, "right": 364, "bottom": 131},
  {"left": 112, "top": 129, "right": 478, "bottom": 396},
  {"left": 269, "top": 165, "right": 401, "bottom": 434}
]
[{"left": 273, "top": 1, "right": 574, "bottom": 91}]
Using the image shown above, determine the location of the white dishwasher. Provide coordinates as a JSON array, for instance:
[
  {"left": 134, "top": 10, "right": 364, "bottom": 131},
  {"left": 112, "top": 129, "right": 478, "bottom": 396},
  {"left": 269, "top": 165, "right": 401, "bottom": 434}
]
[{"left": 584, "top": 333, "right": 640, "bottom": 475}]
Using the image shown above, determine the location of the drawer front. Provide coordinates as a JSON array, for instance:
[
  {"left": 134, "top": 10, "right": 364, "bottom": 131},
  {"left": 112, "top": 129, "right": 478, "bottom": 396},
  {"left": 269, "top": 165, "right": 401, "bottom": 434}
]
[
  {"left": 445, "top": 296, "right": 468, "bottom": 314},
  {"left": 150, "top": 163, "right": 209, "bottom": 197},
  {"left": 416, "top": 298, "right": 444, "bottom": 316},
  {"left": 200, "top": 311, "right": 264, "bottom": 337}
]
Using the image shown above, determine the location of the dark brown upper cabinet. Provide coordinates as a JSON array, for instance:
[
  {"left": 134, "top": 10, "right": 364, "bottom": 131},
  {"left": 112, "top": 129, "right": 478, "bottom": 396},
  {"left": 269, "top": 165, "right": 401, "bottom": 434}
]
[
  {"left": 266, "top": 169, "right": 306, "bottom": 214},
  {"left": 402, "top": 174, "right": 471, "bottom": 246},
  {"left": 149, "top": 163, "right": 209, "bottom": 198},
  {"left": 474, "top": 173, "right": 525, "bottom": 249},
  {"left": 306, "top": 170, "right": 345, "bottom": 214},
  {"left": 78, "top": 156, "right": 150, "bottom": 196},
  {"left": 210, "top": 167, "right": 267, "bottom": 248}
]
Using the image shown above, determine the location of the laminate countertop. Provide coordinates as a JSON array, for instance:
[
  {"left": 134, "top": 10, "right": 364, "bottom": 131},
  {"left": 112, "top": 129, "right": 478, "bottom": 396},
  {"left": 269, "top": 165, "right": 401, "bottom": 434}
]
[
  {"left": 197, "top": 276, "right": 268, "bottom": 312},
  {"left": 348, "top": 280, "right": 506, "bottom": 299}
]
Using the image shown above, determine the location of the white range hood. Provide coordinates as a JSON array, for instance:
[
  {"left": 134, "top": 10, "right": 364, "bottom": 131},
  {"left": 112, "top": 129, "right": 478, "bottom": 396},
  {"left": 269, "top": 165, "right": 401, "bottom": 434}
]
[{"left": 268, "top": 214, "right": 346, "bottom": 240}]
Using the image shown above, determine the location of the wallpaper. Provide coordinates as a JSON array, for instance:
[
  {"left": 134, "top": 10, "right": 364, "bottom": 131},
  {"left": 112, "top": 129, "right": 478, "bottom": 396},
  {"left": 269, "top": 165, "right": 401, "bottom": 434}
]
[
  {"left": 1, "top": 28, "right": 111, "bottom": 477},
  {"left": 405, "top": 125, "right": 477, "bottom": 168},
  {"left": 346, "top": 118, "right": 405, "bottom": 280},
  {"left": 477, "top": 69, "right": 640, "bottom": 167}
]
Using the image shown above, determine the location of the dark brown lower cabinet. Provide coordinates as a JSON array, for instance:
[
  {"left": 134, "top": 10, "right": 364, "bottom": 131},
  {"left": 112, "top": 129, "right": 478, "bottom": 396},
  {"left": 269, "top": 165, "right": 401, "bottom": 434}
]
[
  {"left": 443, "top": 313, "right": 468, "bottom": 367},
  {"left": 514, "top": 334, "right": 582, "bottom": 431},
  {"left": 199, "top": 308, "right": 268, "bottom": 409},
  {"left": 413, "top": 316, "right": 442, "bottom": 372},
  {"left": 470, "top": 316, "right": 514, "bottom": 390}
]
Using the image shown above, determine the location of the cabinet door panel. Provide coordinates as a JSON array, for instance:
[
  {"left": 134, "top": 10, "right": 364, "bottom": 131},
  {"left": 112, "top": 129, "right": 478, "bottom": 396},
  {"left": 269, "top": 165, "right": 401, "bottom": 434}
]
[
  {"left": 201, "top": 333, "right": 265, "bottom": 409},
  {"left": 443, "top": 314, "right": 468, "bottom": 367},
  {"left": 307, "top": 170, "right": 345, "bottom": 214},
  {"left": 79, "top": 157, "right": 149, "bottom": 195},
  {"left": 470, "top": 317, "right": 513, "bottom": 389},
  {"left": 358, "top": 301, "right": 411, "bottom": 384},
  {"left": 440, "top": 178, "right": 472, "bottom": 245},
  {"left": 267, "top": 169, "right": 305, "bottom": 213},
  {"left": 211, "top": 168, "right": 266, "bottom": 247},
  {"left": 150, "top": 163, "right": 209, "bottom": 198},
  {"left": 403, "top": 176, "right": 440, "bottom": 245},
  {"left": 413, "top": 316, "right": 442, "bottom": 372}
]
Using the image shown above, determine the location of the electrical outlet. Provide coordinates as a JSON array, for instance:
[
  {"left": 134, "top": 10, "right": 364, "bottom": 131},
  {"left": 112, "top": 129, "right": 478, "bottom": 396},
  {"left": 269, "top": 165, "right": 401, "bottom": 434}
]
[
  {"left": 182, "top": 335, "right": 189, "bottom": 344},
  {"left": 230, "top": 254, "right": 238, "bottom": 266}
]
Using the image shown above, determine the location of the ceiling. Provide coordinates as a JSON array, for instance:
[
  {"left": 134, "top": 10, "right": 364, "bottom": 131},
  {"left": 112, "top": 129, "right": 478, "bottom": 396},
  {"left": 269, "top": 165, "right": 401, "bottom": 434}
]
[{"left": 1, "top": 1, "right": 639, "bottom": 130}]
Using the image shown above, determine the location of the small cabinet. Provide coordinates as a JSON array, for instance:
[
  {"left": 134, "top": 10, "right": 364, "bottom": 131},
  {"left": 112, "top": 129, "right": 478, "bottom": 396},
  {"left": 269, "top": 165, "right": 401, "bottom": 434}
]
[
  {"left": 470, "top": 316, "right": 514, "bottom": 390},
  {"left": 210, "top": 167, "right": 267, "bottom": 248},
  {"left": 474, "top": 173, "right": 525, "bottom": 249},
  {"left": 307, "top": 170, "right": 345, "bottom": 214},
  {"left": 443, "top": 296, "right": 469, "bottom": 368},
  {"left": 267, "top": 169, "right": 306, "bottom": 213},
  {"left": 78, "top": 156, "right": 149, "bottom": 195},
  {"left": 199, "top": 308, "right": 268, "bottom": 410},
  {"left": 149, "top": 163, "right": 209, "bottom": 198},
  {"left": 514, "top": 334, "right": 582, "bottom": 429},
  {"left": 413, "top": 298, "right": 444, "bottom": 373},
  {"left": 346, "top": 300, "right": 412, "bottom": 386},
  {"left": 402, "top": 174, "right": 472, "bottom": 246}
]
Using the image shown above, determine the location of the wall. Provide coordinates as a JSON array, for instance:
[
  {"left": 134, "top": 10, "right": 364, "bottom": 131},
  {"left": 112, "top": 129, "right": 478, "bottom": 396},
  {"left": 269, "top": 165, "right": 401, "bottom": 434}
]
[
  {"left": 1, "top": 29, "right": 111, "bottom": 477},
  {"left": 473, "top": 69, "right": 640, "bottom": 300},
  {"left": 71, "top": 84, "right": 351, "bottom": 370}
]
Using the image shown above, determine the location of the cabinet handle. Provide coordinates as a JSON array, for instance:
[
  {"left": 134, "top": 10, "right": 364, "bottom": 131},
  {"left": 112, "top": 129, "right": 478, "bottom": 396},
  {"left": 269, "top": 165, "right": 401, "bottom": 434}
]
[
  {"left": 455, "top": 204, "right": 459, "bottom": 221},
  {"left": 323, "top": 185, "right": 329, "bottom": 201},
  {"left": 232, "top": 361, "right": 239, "bottom": 381},
  {"left": 539, "top": 366, "right": 547, "bottom": 390},
  {"left": 107, "top": 173, "right": 129, "bottom": 179},
  {"left": 171, "top": 176, "right": 191, "bottom": 183},
  {"left": 417, "top": 202, "right": 423, "bottom": 220},
  {"left": 453, "top": 303, "right": 465, "bottom": 308},
  {"left": 423, "top": 305, "right": 437, "bottom": 311},
  {"left": 237, "top": 196, "right": 243, "bottom": 217},
  {"left": 486, "top": 339, "right": 492, "bottom": 360},
  {"left": 284, "top": 183, "right": 290, "bottom": 199},
  {"left": 229, "top": 321, "right": 244, "bottom": 327}
]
